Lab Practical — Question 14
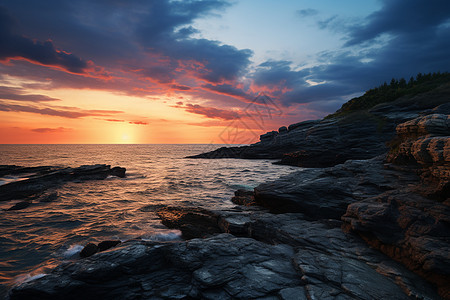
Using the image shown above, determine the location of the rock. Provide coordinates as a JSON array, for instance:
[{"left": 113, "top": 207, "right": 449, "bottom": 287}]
[
  {"left": 79, "top": 240, "right": 122, "bottom": 259},
  {"left": 278, "top": 126, "right": 288, "bottom": 133},
  {"left": 0, "top": 165, "right": 55, "bottom": 177},
  {"left": 387, "top": 114, "right": 449, "bottom": 200},
  {"left": 254, "top": 156, "right": 418, "bottom": 219},
  {"left": 342, "top": 190, "right": 450, "bottom": 298},
  {"left": 0, "top": 164, "right": 126, "bottom": 201},
  {"left": 79, "top": 243, "right": 98, "bottom": 258},
  {"left": 97, "top": 240, "right": 121, "bottom": 252},
  {"left": 395, "top": 114, "right": 449, "bottom": 138},
  {"left": 231, "top": 189, "right": 255, "bottom": 206},
  {"left": 110, "top": 167, "right": 126, "bottom": 178},
  {"left": 260, "top": 130, "right": 278, "bottom": 141},
  {"left": 6, "top": 201, "right": 31, "bottom": 211},
  {"left": 287, "top": 119, "right": 320, "bottom": 131},
  {"left": 250, "top": 152, "right": 448, "bottom": 298},
  {"left": 156, "top": 206, "right": 222, "bottom": 239}
]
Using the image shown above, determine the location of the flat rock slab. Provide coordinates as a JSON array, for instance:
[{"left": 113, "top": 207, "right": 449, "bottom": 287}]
[
  {"left": 254, "top": 156, "right": 419, "bottom": 219},
  {"left": 0, "top": 164, "right": 126, "bottom": 201}
]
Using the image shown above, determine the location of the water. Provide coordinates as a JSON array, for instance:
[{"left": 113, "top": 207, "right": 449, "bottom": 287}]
[{"left": 0, "top": 144, "right": 298, "bottom": 296}]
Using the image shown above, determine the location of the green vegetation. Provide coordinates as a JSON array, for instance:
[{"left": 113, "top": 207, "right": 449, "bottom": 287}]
[{"left": 327, "top": 72, "right": 450, "bottom": 118}]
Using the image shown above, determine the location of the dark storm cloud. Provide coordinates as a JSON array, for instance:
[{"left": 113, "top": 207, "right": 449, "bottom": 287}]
[
  {"left": 0, "top": 85, "right": 60, "bottom": 102},
  {"left": 163, "top": 39, "right": 253, "bottom": 83},
  {"left": 252, "top": 0, "right": 450, "bottom": 109},
  {"left": 135, "top": 0, "right": 253, "bottom": 83},
  {"left": 345, "top": 0, "right": 450, "bottom": 46},
  {"left": 0, "top": 6, "right": 88, "bottom": 73}
]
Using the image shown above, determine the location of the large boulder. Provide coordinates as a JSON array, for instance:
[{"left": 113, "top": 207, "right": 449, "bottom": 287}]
[
  {"left": 387, "top": 114, "right": 449, "bottom": 200},
  {"left": 342, "top": 190, "right": 450, "bottom": 298}
]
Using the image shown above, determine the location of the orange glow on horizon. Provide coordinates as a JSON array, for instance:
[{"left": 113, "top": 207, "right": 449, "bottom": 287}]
[{"left": 0, "top": 90, "right": 267, "bottom": 144}]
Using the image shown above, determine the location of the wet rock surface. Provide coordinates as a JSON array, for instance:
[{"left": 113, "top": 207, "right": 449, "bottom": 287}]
[
  {"left": 79, "top": 240, "right": 123, "bottom": 258},
  {"left": 254, "top": 156, "right": 419, "bottom": 219},
  {"left": 0, "top": 164, "right": 126, "bottom": 202},
  {"left": 10, "top": 210, "right": 441, "bottom": 300},
  {"left": 156, "top": 206, "right": 222, "bottom": 239}
]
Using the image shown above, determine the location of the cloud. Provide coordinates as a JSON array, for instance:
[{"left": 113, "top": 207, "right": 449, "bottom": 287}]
[
  {"left": 0, "top": 0, "right": 253, "bottom": 107},
  {"left": 31, "top": 127, "right": 70, "bottom": 133},
  {"left": 202, "top": 83, "right": 253, "bottom": 100},
  {"left": 297, "top": 8, "right": 318, "bottom": 18},
  {"left": 0, "top": 85, "right": 59, "bottom": 102},
  {"left": 134, "top": 0, "right": 252, "bottom": 83},
  {"left": 0, "top": 6, "right": 88, "bottom": 74},
  {"left": 162, "top": 39, "right": 253, "bottom": 83},
  {"left": 0, "top": 102, "right": 123, "bottom": 118},
  {"left": 183, "top": 103, "right": 240, "bottom": 120},
  {"left": 253, "top": 61, "right": 309, "bottom": 89},
  {"left": 247, "top": 0, "right": 450, "bottom": 109},
  {"left": 345, "top": 0, "right": 450, "bottom": 46},
  {"left": 171, "top": 84, "right": 191, "bottom": 91},
  {"left": 104, "top": 119, "right": 125, "bottom": 122},
  {"left": 129, "top": 121, "right": 148, "bottom": 125}
]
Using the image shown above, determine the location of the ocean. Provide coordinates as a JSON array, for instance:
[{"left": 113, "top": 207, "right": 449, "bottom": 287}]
[{"left": 0, "top": 144, "right": 298, "bottom": 297}]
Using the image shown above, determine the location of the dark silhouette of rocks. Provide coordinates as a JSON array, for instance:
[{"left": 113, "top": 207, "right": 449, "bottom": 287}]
[
  {"left": 110, "top": 166, "right": 126, "bottom": 178},
  {"left": 6, "top": 201, "right": 31, "bottom": 211},
  {"left": 188, "top": 83, "right": 450, "bottom": 168},
  {"left": 79, "top": 243, "right": 98, "bottom": 258},
  {"left": 79, "top": 240, "right": 122, "bottom": 258},
  {"left": 97, "top": 240, "right": 122, "bottom": 252},
  {"left": 0, "top": 164, "right": 126, "bottom": 202}
]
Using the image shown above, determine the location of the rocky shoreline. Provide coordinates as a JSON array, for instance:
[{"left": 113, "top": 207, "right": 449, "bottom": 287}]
[
  {"left": 7, "top": 85, "right": 450, "bottom": 299},
  {"left": 187, "top": 84, "right": 450, "bottom": 168}
]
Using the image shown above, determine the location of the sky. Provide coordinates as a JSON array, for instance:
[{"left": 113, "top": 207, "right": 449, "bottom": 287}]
[{"left": 0, "top": 0, "right": 449, "bottom": 144}]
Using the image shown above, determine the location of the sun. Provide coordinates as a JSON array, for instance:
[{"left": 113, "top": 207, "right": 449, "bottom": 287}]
[
  {"left": 121, "top": 133, "right": 131, "bottom": 143},
  {"left": 116, "top": 125, "right": 135, "bottom": 144}
]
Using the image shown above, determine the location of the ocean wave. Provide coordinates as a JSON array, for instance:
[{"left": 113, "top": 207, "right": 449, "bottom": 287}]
[
  {"left": 15, "top": 273, "right": 47, "bottom": 284},
  {"left": 63, "top": 244, "right": 84, "bottom": 258},
  {"left": 143, "top": 231, "right": 182, "bottom": 242}
]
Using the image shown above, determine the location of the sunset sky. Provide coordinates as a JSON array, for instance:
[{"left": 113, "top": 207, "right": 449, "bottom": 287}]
[{"left": 0, "top": 0, "right": 449, "bottom": 144}]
